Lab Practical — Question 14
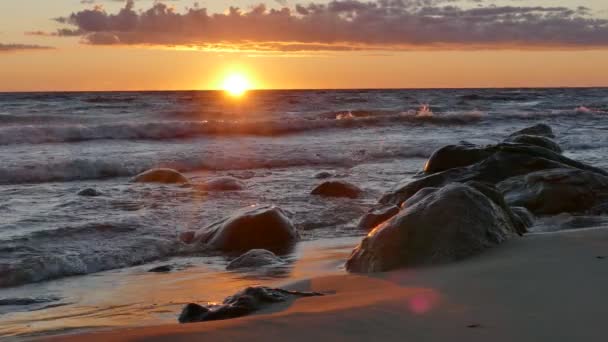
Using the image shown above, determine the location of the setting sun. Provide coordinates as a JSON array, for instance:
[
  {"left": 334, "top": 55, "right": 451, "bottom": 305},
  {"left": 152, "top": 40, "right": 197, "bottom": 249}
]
[{"left": 222, "top": 74, "right": 251, "bottom": 97}]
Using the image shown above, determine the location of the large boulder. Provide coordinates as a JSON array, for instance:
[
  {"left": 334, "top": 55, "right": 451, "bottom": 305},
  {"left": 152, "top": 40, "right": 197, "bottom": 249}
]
[
  {"left": 132, "top": 168, "right": 189, "bottom": 184},
  {"left": 357, "top": 204, "right": 400, "bottom": 231},
  {"left": 505, "top": 135, "right": 562, "bottom": 154},
  {"left": 346, "top": 183, "right": 517, "bottom": 273},
  {"left": 423, "top": 143, "right": 492, "bottom": 174},
  {"left": 381, "top": 144, "right": 606, "bottom": 207},
  {"left": 508, "top": 123, "right": 555, "bottom": 139},
  {"left": 226, "top": 249, "right": 285, "bottom": 270},
  {"left": 497, "top": 168, "right": 608, "bottom": 215},
  {"left": 192, "top": 206, "right": 299, "bottom": 254},
  {"left": 311, "top": 181, "right": 363, "bottom": 199}
]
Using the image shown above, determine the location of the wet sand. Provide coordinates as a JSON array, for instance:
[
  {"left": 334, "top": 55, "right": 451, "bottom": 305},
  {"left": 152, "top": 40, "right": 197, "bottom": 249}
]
[{"left": 45, "top": 226, "right": 608, "bottom": 342}]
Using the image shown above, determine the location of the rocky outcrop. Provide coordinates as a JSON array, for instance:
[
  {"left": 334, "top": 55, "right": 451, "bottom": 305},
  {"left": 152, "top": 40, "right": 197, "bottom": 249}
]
[
  {"left": 382, "top": 143, "right": 606, "bottom": 207},
  {"left": 505, "top": 134, "right": 562, "bottom": 154},
  {"left": 226, "top": 249, "right": 285, "bottom": 270},
  {"left": 357, "top": 204, "right": 400, "bottom": 231},
  {"left": 423, "top": 143, "right": 492, "bottom": 174},
  {"left": 347, "top": 183, "right": 517, "bottom": 273},
  {"left": 311, "top": 181, "right": 363, "bottom": 199},
  {"left": 497, "top": 168, "right": 608, "bottom": 215},
  {"left": 178, "top": 287, "right": 323, "bottom": 324},
  {"left": 132, "top": 168, "right": 189, "bottom": 184},
  {"left": 508, "top": 123, "right": 555, "bottom": 138},
  {"left": 189, "top": 206, "right": 299, "bottom": 254}
]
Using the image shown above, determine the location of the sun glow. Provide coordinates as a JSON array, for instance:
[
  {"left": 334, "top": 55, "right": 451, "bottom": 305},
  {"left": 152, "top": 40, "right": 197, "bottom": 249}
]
[{"left": 222, "top": 73, "right": 251, "bottom": 97}]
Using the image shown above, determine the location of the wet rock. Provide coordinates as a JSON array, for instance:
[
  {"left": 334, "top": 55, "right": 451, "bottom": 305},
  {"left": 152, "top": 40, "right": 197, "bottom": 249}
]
[
  {"left": 511, "top": 206, "right": 535, "bottom": 230},
  {"left": 148, "top": 265, "right": 173, "bottom": 273},
  {"left": 311, "top": 181, "right": 363, "bottom": 199},
  {"left": 424, "top": 143, "right": 492, "bottom": 174},
  {"left": 179, "top": 231, "right": 196, "bottom": 244},
  {"left": 358, "top": 204, "right": 400, "bottom": 231},
  {"left": 505, "top": 134, "right": 562, "bottom": 154},
  {"left": 347, "top": 183, "right": 517, "bottom": 273},
  {"left": 178, "top": 286, "right": 323, "bottom": 324},
  {"left": 314, "top": 171, "right": 333, "bottom": 179},
  {"left": 508, "top": 123, "right": 555, "bottom": 139},
  {"left": 381, "top": 144, "right": 606, "bottom": 207},
  {"left": 193, "top": 205, "right": 299, "bottom": 254},
  {"left": 77, "top": 188, "right": 102, "bottom": 197},
  {"left": 197, "top": 177, "right": 245, "bottom": 191},
  {"left": 497, "top": 168, "right": 608, "bottom": 215},
  {"left": 226, "top": 249, "right": 284, "bottom": 270},
  {"left": 132, "top": 168, "right": 189, "bottom": 184}
]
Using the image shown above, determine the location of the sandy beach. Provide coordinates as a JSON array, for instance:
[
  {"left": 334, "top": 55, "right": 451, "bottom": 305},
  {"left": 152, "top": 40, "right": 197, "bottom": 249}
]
[{"left": 44, "top": 226, "right": 608, "bottom": 342}]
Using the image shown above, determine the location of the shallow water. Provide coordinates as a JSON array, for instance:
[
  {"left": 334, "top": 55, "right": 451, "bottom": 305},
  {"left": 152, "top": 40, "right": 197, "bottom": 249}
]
[{"left": 1, "top": 88, "right": 607, "bottom": 337}]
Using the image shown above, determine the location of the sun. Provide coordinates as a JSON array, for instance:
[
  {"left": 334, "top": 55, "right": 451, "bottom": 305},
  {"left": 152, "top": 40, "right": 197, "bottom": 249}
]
[{"left": 222, "top": 73, "right": 251, "bottom": 97}]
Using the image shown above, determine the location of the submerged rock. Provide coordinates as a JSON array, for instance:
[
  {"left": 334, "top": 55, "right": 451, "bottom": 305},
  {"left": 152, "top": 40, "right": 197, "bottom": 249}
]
[
  {"left": 192, "top": 205, "right": 299, "bottom": 254},
  {"left": 148, "top": 265, "right": 173, "bottom": 273},
  {"left": 197, "top": 177, "right": 245, "bottom": 191},
  {"left": 311, "top": 181, "right": 363, "bottom": 199},
  {"left": 508, "top": 123, "right": 555, "bottom": 139},
  {"left": 77, "top": 188, "right": 102, "bottom": 197},
  {"left": 178, "top": 286, "right": 323, "bottom": 324},
  {"left": 357, "top": 204, "right": 400, "bottom": 231},
  {"left": 497, "top": 168, "right": 608, "bottom": 215},
  {"left": 505, "top": 134, "right": 562, "bottom": 154},
  {"left": 510, "top": 206, "right": 535, "bottom": 230},
  {"left": 347, "top": 183, "right": 517, "bottom": 273},
  {"left": 314, "top": 171, "right": 333, "bottom": 179},
  {"left": 132, "top": 168, "right": 189, "bottom": 184},
  {"left": 226, "top": 249, "right": 284, "bottom": 270}
]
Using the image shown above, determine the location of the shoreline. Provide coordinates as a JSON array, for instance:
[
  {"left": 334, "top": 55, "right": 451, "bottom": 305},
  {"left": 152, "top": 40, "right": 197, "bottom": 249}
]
[{"left": 44, "top": 226, "right": 608, "bottom": 341}]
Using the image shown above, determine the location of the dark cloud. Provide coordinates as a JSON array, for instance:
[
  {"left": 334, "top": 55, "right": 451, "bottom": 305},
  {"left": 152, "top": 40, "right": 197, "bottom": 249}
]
[
  {"left": 47, "top": 0, "right": 608, "bottom": 51},
  {"left": 0, "top": 43, "right": 54, "bottom": 52}
]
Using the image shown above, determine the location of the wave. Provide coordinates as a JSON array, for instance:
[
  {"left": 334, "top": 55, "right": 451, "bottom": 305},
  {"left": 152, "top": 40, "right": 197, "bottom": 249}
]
[
  {"left": 0, "top": 222, "right": 185, "bottom": 288},
  {"left": 0, "top": 112, "right": 486, "bottom": 146},
  {"left": 0, "top": 144, "right": 433, "bottom": 185}
]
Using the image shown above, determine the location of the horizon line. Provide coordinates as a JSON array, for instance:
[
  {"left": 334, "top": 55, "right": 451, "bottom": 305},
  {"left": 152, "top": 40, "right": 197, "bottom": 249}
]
[{"left": 2, "top": 85, "right": 608, "bottom": 94}]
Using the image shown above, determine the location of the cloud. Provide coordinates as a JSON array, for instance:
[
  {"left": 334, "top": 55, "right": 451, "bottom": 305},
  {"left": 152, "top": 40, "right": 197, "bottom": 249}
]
[
  {"left": 48, "top": 0, "right": 608, "bottom": 51},
  {"left": 0, "top": 43, "right": 54, "bottom": 52}
]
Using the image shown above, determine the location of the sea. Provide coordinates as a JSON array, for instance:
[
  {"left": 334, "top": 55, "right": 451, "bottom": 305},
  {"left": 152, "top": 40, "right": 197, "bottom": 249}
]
[{"left": 1, "top": 88, "right": 607, "bottom": 337}]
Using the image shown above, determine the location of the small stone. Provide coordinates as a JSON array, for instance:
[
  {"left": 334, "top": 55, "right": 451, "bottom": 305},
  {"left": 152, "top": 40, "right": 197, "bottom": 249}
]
[{"left": 148, "top": 265, "right": 173, "bottom": 273}]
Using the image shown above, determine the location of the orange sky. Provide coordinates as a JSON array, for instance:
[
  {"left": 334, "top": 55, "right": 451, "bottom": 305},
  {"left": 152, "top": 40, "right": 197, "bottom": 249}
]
[{"left": 1, "top": 1, "right": 608, "bottom": 91}]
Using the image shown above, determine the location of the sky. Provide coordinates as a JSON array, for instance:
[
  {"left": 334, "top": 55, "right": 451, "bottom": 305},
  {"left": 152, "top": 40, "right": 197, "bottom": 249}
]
[{"left": 1, "top": 0, "right": 608, "bottom": 91}]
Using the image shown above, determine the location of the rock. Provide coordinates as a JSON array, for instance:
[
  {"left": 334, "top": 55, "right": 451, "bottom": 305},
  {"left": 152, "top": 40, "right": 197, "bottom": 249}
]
[
  {"left": 148, "top": 265, "right": 173, "bottom": 273},
  {"left": 178, "top": 286, "right": 323, "bottom": 324},
  {"left": 77, "top": 188, "right": 102, "bottom": 197},
  {"left": 424, "top": 143, "right": 492, "bottom": 174},
  {"left": 179, "top": 231, "right": 196, "bottom": 244},
  {"left": 381, "top": 144, "right": 607, "bottom": 207},
  {"left": 508, "top": 123, "right": 555, "bottom": 139},
  {"left": 358, "top": 205, "right": 400, "bottom": 231},
  {"left": 497, "top": 168, "right": 608, "bottom": 215},
  {"left": 510, "top": 206, "right": 535, "bottom": 230},
  {"left": 465, "top": 181, "right": 529, "bottom": 235},
  {"left": 193, "top": 206, "right": 299, "bottom": 254},
  {"left": 311, "top": 181, "right": 363, "bottom": 199},
  {"left": 505, "top": 134, "right": 562, "bottom": 154},
  {"left": 132, "top": 168, "right": 189, "bottom": 184},
  {"left": 226, "top": 249, "right": 284, "bottom": 270},
  {"left": 197, "top": 177, "right": 245, "bottom": 191},
  {"left": 346, "top": 183, "right": 517, "bottom": 273},
  {"left": 314, "top": 171, "right": 333, "bottom": 179}
]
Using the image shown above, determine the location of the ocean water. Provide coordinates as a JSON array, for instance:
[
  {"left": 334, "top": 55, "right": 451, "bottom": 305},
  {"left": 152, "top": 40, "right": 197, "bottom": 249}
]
[{"left": 1, "top": 88, "right": 607, "bottom": 337}]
